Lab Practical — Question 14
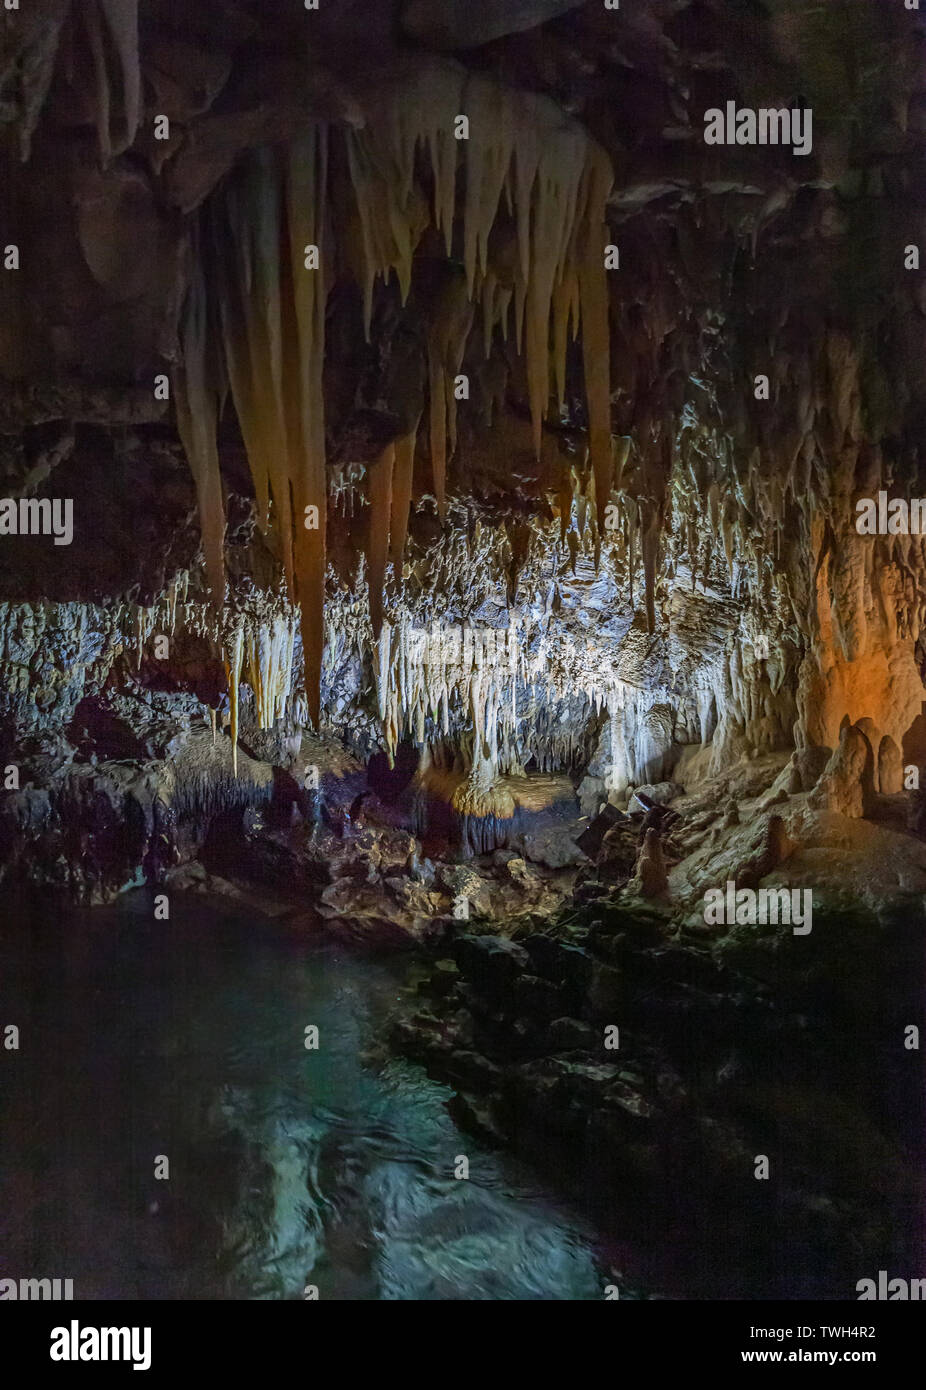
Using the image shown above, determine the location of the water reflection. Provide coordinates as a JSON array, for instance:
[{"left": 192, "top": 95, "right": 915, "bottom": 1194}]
[{"left": 0, "top": 893, "right": 604, "bottom": 1300}]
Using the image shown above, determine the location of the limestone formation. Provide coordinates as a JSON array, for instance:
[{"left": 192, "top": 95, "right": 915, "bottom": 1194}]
[
  {"left": 0, "top": 0, "right": 924, "bottom": 907},
  {"left": 629, "top": 826, "right": 669, "bottom": 900},
  {"left": 810, "top": 725, "right": 877, "bottom": 821}
]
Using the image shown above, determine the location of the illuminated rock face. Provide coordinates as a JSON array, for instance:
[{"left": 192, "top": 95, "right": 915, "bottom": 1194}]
[
  {"left": 799, "top": 524, "right": 926, "bottom": 787},
  {"left": 0, "top": 0, "right": 925, "bottom": 884}
]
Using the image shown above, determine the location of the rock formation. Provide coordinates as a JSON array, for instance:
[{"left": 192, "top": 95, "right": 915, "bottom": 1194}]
[{"left": 0, "top": 0, "right": 924, "bottom": 912}]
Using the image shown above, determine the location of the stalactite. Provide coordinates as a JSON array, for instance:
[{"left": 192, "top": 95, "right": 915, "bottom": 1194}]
[
  {"left": 176, "top": 242, "right": 226, "bottom": 607},
  {"left": 81, "top": 0, "right": 141, "bottom": 163},
  {"left": 642, "top": 512, "right": 658, "bottom": 634},
  {"left": 286, "top": 127, "right": 328, "bottom": 729},
  {"left": 177, "top": 60, "right": 614, "bottom": 728},
  {"left": 427, "top": 273, "right": 474, "bottom": 521},
  {"left": 345, "top": 129, "right": 429, "bottom": 339},
  {"left": 343, "top": 64, "right": 613, "bottom": 490},
  {"left": 462, "top": 78, "right": 515, "bottom": 300},
  {"left": 214, "top": 153, "right": 287, "bottom": 569},
  {"left": 578, "top": 150, "right": 615, "bottom": 534},
  {"left": 552, "top": 269, "right": 580, "bottom": 410},
  {"left": 376, "top": 621, "right": 392, "bottom": 724},
  {"left": 224, "top": 624, "right": 244, "bottom": 777},
  {"left": 366, "top": 441, "right": 395, "bottom": 642},
  {"left": 614, "top": 436, "right": 631, "bottom": 489},
  {"left": 389, "top": 426, "right": 419, "bottom": 574}
]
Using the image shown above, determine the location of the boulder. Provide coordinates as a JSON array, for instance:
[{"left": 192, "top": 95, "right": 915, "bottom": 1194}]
[
  {"left": 438, "top": 863, "right": 493, "bottom": 917},
  {"left": 596, "top": 821, "right": 639, "bottom": 875},
  {"left": 575, "top": 802, "right": 625, "bottom": 860},
  {"left": 519, "top": 827, "right": 585, "bottom": 869}
]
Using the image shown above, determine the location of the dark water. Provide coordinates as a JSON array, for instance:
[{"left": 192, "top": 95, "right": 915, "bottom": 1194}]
[{"left": 0, "top": 893, "right": 607, "bottom": 1300}]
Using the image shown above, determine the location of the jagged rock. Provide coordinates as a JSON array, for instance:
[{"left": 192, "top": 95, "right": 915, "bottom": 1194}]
[
  {"left": 576, "top": 774, "right": 606, "bottom": 819},
  {"left": 317, "top": 875, "right": 437, "bottom": 942},
  {"left": 452, "top": 934, "right": 531, "bottom": 999},
  {"left": 907, "top": 790, "right": 926, "bottom": 838},
  {"left": 585, "top": 959, "right": 623, "bottom": 1020},
  {"left": 793, "top": 746, "right": 832, "bottom": 793},
  {"left": 549, "top": 1016, "right": 596, "bottom": 1051},
  {"left": 588, "top": 900, "right": 671, "bottom": 946},
  {"left": 522, "top": 935, "right": 594, "bottom": 996},
  {"left": 513, "top": 974, "right": 564, "bottom": 1021},
  {"left": 447, "top": 1091, "right": 507, "bottom": 1145},
  {"left": 736, "top": 814, "right": 796, "bottom": 889},
  {"left": 437, "top": 863, "right": 493, "bottom": 917},
  {"left": 502, "top": 856, "right": 533, "bottom": 884}
]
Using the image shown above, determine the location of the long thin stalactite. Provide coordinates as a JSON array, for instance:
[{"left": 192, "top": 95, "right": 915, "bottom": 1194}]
[{"left": 177, "top": 60, "right": 615, "bottom": 754}]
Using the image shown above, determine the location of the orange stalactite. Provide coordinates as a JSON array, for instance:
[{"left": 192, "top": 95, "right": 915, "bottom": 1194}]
[
  {"left": 366, "top": 440, "right": 395, "bottom": 643},
  {"left": 177, "top": 61, "right": 614, "bottom": 739}
]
